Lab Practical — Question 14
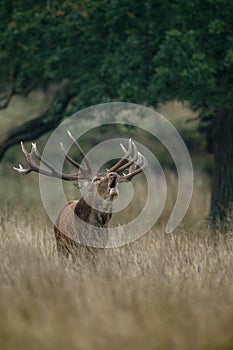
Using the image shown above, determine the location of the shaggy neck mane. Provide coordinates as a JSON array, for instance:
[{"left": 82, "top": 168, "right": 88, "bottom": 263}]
[{"left": 74, "top": 194, "right": 113, "bottom": 227}]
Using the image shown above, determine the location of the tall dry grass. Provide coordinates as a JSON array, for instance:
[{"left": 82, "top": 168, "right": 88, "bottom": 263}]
[{"left": 0, "top": 168, "right": 232, "bottom": 350}]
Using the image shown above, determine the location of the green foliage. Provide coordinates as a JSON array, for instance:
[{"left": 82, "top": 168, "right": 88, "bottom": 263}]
[
  {"left": 0, "top": 0, "right": 230, "bottom": 169},
  {"left": 151, "top": 0, "right": 233, "bottom": 115},
  {"left": 0, "top": 0, "right": 171, "bottom": 109},
  {"left": 0, "top": 0, "right": 232, "bottom": 124}
]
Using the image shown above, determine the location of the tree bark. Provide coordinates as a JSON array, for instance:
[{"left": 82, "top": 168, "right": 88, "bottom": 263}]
[{"left": 210, "top": 111, "right": 233, "bottom": 226}]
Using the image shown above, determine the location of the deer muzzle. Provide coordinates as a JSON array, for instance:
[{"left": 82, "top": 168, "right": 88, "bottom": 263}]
[
  {"left": 109, "top": 187, "right": 119, "bottom": 197},
  {"left": 108, "top": 173, "right": 119, "bottom": 198}
]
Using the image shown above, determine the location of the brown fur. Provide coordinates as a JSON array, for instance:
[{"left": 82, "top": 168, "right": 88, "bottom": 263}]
[{"left": 54, "top": 174, "right": 117, "bottom": 257}]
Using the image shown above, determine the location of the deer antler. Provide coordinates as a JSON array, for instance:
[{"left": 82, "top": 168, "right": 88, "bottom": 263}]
[
  {"left": 13, "top": 134, "right": 147, "bottom": 183},
  {"left": 108, "top": 139, "right": 148, "bottom": 182},
  {"left": 66, "top": 130, "right": 92, "bottom": 173},
  {"left": 107, "top": 138, "right": 133, "bottom": 173},
  {"left": 13, "top": 132, "right": 92, "bottom": 181},
  {"left": 119, "top": 151, "right": 147, "bottom": 181}
]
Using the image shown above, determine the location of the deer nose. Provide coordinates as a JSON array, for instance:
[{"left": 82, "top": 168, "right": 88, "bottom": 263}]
[{"left": 109, "top": 172, "right": 118, "bottom": 188}]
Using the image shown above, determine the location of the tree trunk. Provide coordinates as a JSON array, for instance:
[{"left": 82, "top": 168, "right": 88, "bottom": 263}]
[{"left": 210, "top": 111, "right": 233, "bottom": 226}]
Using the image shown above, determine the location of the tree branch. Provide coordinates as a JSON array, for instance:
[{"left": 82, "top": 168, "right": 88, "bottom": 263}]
[
  {"left": 0, "top": 87, "right": 75, "bottom": 161},
  {"left": 0, "top": 83, "right": 15, "bottom": 109}
]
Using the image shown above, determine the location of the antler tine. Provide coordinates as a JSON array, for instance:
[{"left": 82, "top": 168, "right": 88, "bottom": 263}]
[
  {"left": 130, "top": 151, "right": 145, "bottom": 171},
  {"left": 108, "top": 138, "right": 133, "bottom": 173},
  {"left": 13, "top": 142, "right": 90, "bottom": 181},
  {"left": 60, "top": 142, "right": 86, "bottom": 172},
  {"left": 67, "top": 130, "right": 92, "bottom": 173},
  {"left": 35, "top": 142, "right": 92, "bottom": 180},
  {"left": 13, "top": 142, "right": 56, "bottom": 177},
  {"left": 32, "top": 143, "right": 62, "bottom": 175},
  {"left": 116, "top": 141, "right": 139, "bottom": 173},
  {"left": 13, "top": 163, "right": 32, "bottom": 174},
  {"left": 119, "top": 151, "right": 148, "bottom": 182}
]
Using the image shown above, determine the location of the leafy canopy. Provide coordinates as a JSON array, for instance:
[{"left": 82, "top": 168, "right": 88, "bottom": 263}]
[
  {"left": 0, "top": 0, "right": 232, "bottom": 114},
  {"left": 151, "top": 0, "right": 233, "bottom": 115}
]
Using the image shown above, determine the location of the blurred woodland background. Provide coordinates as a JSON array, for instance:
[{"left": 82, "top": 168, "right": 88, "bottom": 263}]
[
  {"left": 0, "top": 0, "right": 232, "bottom": 223},
  {"left": 0, "top": 1, "right": 233, "bottom": 350}
]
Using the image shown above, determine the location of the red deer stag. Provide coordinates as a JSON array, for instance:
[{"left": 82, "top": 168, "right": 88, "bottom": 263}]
[{"left": 14, "top": 131, "right": 147, "bottom": 257}]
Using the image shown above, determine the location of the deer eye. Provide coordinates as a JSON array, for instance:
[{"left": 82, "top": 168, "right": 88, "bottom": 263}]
[
  {"left": 109, "top": 173, "right": 118, "bottom": 179},
  {"left": 92, "top": 176, "right": 100, "bottom": 183}
]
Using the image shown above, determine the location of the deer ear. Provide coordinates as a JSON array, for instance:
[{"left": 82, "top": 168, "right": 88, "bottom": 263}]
[
  {"left": 72, "top": 179, "right": 91, "bottom": 189},
  {"left": 92, "top": 176, "right": 101, "bottom": 184}
]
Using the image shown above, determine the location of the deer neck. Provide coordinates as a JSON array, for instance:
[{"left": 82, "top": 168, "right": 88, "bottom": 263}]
[{"left": 74, "top": 193, "right": 113, "bottom": 227}]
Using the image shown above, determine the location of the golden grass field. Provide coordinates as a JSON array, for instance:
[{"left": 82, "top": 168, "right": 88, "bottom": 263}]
[{"left": 0, "top": 166, "right": 233, "bottom": 350}]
